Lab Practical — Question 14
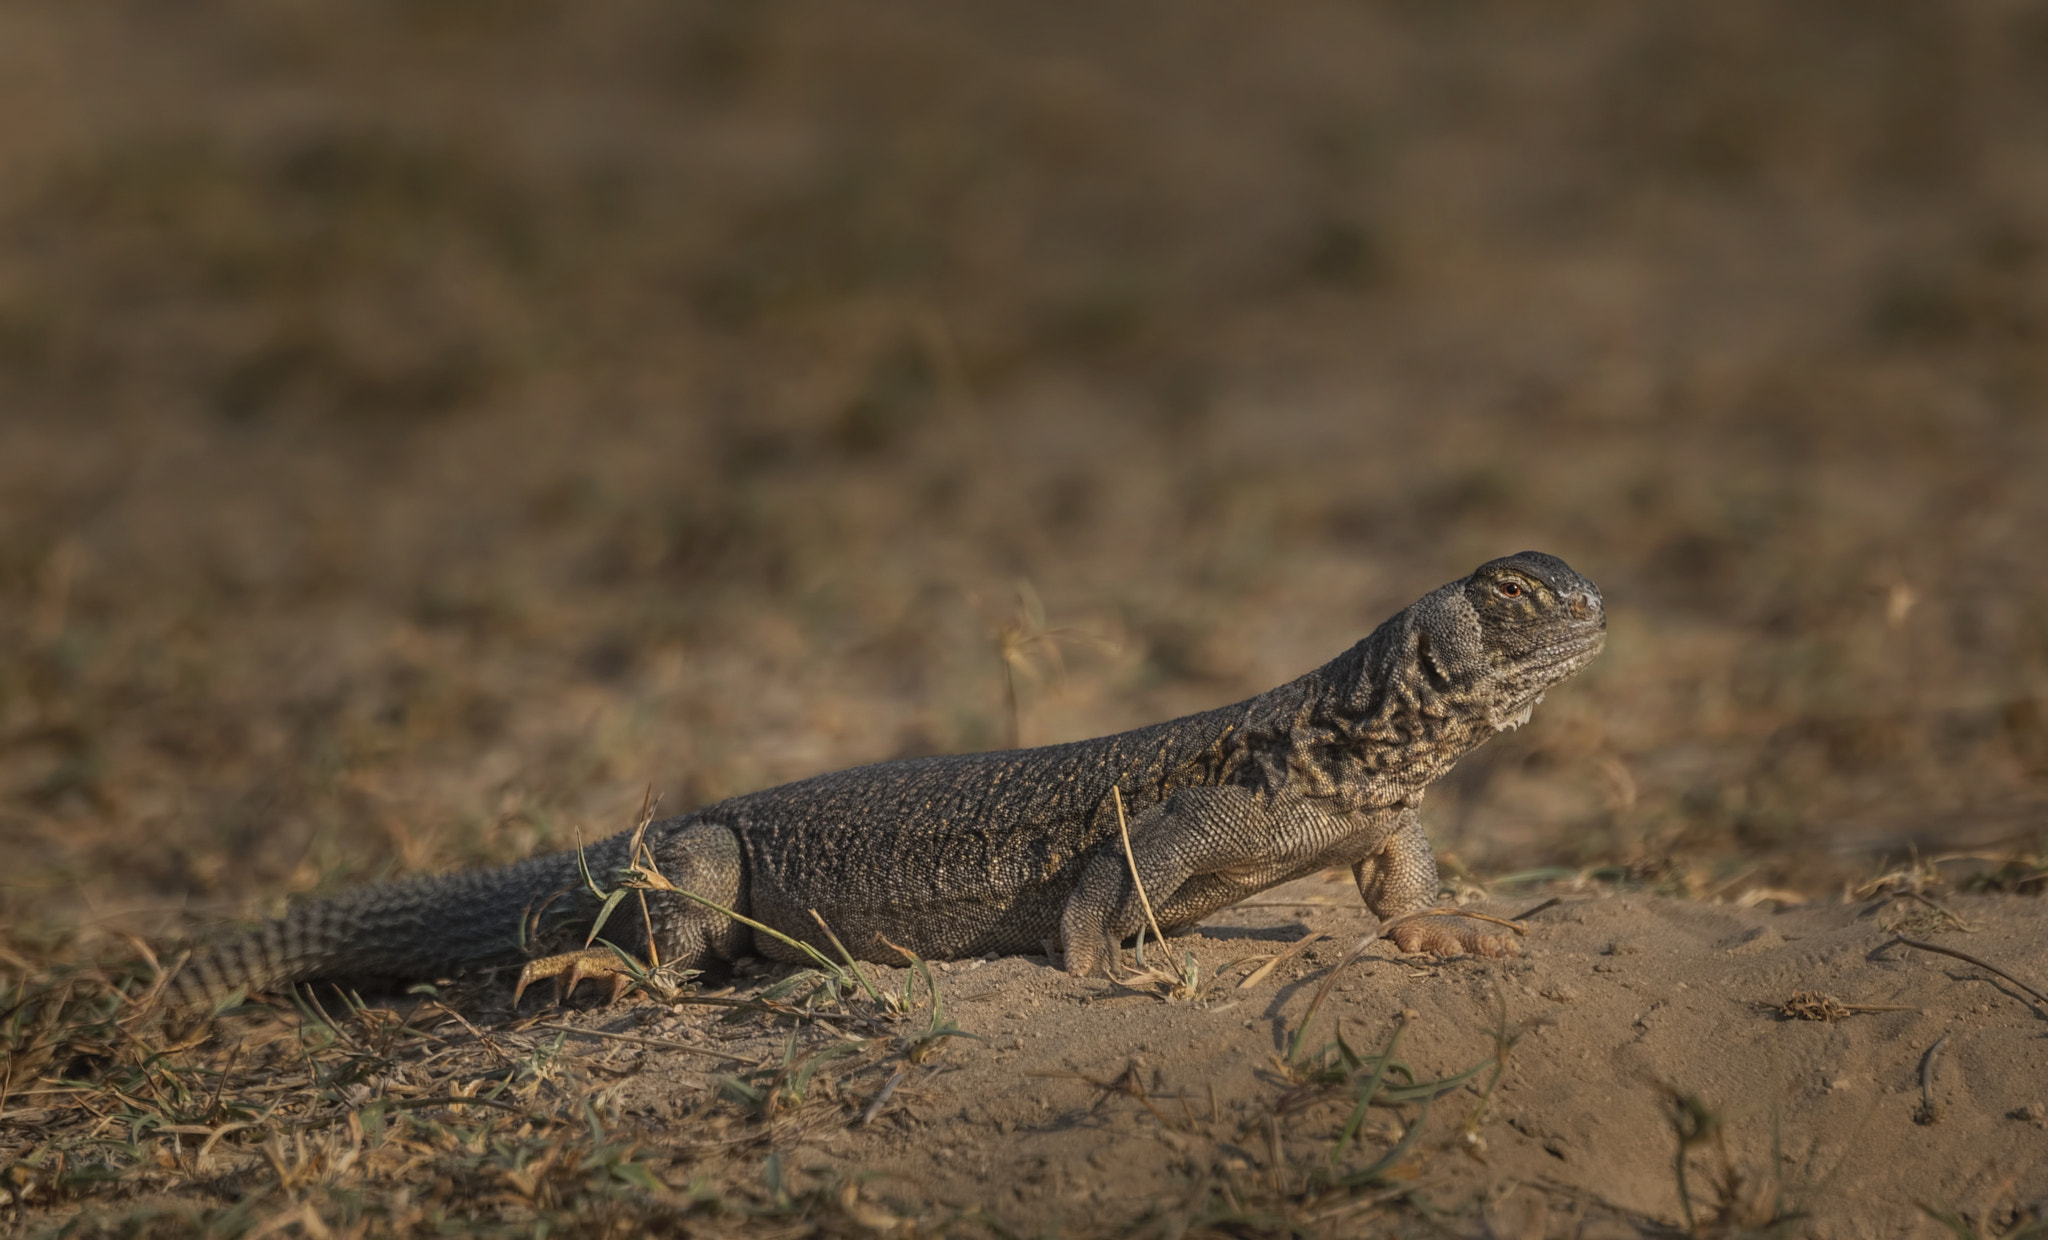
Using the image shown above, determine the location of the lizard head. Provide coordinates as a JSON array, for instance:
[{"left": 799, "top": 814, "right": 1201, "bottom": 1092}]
[
  {"left": 1398, "top": 551, "right": 1605, "bottom": 730},
  {"left": 1452, "top": 551, "right": 1606, "bottom": 730}
]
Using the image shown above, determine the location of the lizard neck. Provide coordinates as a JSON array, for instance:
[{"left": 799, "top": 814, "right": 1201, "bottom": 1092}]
[{"left": 1233, "top": 609, "right": 1498, "bottom": 811}]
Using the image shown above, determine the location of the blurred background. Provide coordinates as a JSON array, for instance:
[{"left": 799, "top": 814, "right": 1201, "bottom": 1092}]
[{"left": 2, "top": 1, "right": 2044, "bottom": 945}]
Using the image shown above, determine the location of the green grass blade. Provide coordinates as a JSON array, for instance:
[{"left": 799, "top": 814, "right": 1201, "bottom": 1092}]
[
  {"left": 1332, "top": 1021, "right": 1408, "bottom": 1163},
  {"left": 583, "top": 889, "right": 631, "bottom": 949},
  {"left": 807, "top": 908, "right": 885, "bottom": 1008}
]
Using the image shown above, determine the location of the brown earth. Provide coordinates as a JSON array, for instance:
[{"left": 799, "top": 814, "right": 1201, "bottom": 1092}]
[
  {"left": 3, "top": 1, "right": 2048, "bottom": 1235},
  {"left": 802, "top": 883, "right": 2048, "bottom": 1238}
]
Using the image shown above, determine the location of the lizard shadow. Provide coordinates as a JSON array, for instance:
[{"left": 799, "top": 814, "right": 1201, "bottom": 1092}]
[
  {"left": 1255, "top": 947, "right": 1411, "bottom": 1056},
  {"left": 1193, "top": 924, "right": 1313, "bottom": 943}
]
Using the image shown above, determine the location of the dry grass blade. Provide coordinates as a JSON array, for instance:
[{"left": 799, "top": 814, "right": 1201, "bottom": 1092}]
[
  {"left": 628, "top": 786, "right": 664, "bottom": 969},
  {"left": 1112, "top": 787, "right": 1169, "bottom": 960},
  {"left": 808, "top": 908, "right": 886, "bottom": 1009},
  {"left": 628, "top": 870, "right": 849, "bottom": 983},
  {"left": 1237, "top": 932, "right": 1329, "bottom": 990},
  {"left": 526, "top": 1020, "right": 755, "bottom": 1064}
]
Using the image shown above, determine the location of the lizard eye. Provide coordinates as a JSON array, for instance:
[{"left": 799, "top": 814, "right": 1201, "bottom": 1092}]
[{"left": 1496, "top": 579, "right": 1523, "bottom": 598}]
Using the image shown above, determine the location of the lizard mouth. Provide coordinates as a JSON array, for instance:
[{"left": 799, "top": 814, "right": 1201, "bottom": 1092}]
[{"left": 1492, "top": 628, "right": 1605, "bottom": 730}]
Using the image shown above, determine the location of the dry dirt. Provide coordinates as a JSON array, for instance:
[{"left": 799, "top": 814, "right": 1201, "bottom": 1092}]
[
  {"left": 480, "top": 878, "right": 2048, "bottom": 1238},
  {"left": 84, "top": 875, "right": 2040, "bottom": 1238},
  {"left": 803, "top": 883, "right": 2048, "bottom": 1238}
]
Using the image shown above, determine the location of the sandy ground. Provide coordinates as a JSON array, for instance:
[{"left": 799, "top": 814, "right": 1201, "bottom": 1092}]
[{"left": 491, "top": 878, "right": 2047, "bottom": 1237}]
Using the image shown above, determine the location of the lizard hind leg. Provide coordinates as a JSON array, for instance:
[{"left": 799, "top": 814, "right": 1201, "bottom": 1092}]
[{"left": 514, "top": 821, "right": 749, "bottom": 1010}]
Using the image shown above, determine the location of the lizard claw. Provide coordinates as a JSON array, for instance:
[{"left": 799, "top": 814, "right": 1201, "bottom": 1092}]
[
  {"left": 512, "top": 948, "right": 637, "bottom": 1011},
  {"left": 1388, "top": 916, "right": 1521, "bottom": 959}
]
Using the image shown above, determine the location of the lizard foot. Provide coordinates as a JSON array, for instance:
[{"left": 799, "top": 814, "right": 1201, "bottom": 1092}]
[
  {"left": 1388, "top": 915, "right": 1520, "bottom": 959},
  {"left": 512, "top": 948, "right": 637, "bottom": 1011},
  {"left": 1058, "top": 936, "right": 1114, "bottom": 979}
]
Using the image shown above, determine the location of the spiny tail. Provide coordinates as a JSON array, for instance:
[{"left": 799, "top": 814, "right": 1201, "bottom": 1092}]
[{"left": 168, "top": 837, "right": 634, "bottom": 1013}]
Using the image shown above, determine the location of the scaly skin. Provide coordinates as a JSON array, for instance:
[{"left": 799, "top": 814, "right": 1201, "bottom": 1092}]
[{"left": 170, "top": 551, "right": 1605, "bottom": 1010}]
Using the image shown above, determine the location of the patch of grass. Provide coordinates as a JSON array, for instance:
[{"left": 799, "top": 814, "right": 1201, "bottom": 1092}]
[
  {"left": 1655, "top": 1085, "right": 1820, "bottom": 1237},
  {"left": 1116, "top": 1012, "right": 1496, "bottom": 1236},
  {"left": 0, "top": 907, "right": 977, "bottom": 1236}
]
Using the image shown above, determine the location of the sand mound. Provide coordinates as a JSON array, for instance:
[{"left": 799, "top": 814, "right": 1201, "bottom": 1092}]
[{"left": 595, "top": 884, "right": 2045, "bottom": 1236}]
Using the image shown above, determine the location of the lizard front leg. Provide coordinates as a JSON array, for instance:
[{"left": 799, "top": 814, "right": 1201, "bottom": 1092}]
[
  {"left": 1353, "top": 809, "right": 1518, "bottom": 958},
  {"left": 1059, "top": 787, "right": 1401, "bottom": 977}
]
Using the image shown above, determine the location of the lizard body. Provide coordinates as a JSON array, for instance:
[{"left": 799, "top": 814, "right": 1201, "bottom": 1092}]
[{"left": 171, "top": 551, "right": 1604, "bottom": 1009}]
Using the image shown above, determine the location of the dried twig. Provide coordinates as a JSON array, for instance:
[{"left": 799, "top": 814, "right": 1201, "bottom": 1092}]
[
  {"left": 1916, "top": 1033, "right": 1948, "bottom": 1125},
  {"left": 862, "top": 1066, "right": 907, "bottom": 1125},
  {"left": 1027, "top": 1062, "right": 1179, "bottom": 1129},
  {"left": 1885, "top": 936, "right": 2048, "bottom": 1011}
]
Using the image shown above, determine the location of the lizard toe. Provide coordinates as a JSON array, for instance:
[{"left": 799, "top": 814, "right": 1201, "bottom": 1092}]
[
  {"left": 512, "top": 947, "right": 640, "bottom": 1011},
  {"left": 1060, "top": 939, "right": 1106, "bottom": 978},
  {"left": 1388, "top": 917, "right": 1522, "bottom": 959}
]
